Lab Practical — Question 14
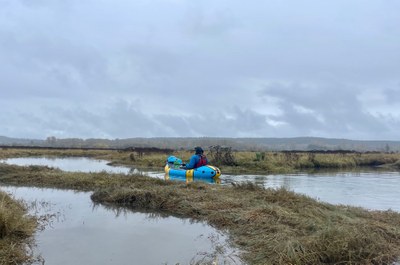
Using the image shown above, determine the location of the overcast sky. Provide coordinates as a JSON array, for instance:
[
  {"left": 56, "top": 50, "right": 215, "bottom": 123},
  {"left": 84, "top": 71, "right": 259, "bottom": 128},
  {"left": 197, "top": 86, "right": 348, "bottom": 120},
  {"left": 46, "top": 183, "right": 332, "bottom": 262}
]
[{"left": 1, "top": 0, "right": 400, "bottom": 140}]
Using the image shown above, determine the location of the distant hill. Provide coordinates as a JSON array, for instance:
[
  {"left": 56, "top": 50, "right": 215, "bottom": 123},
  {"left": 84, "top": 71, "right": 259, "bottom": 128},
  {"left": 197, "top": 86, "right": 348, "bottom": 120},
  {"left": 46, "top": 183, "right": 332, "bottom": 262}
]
[
  {"left": 0, "top": 136, "right": 43, "bottom": 146},
  {"left": 1, "top": 136, "right": 399, "bottom": 152}
]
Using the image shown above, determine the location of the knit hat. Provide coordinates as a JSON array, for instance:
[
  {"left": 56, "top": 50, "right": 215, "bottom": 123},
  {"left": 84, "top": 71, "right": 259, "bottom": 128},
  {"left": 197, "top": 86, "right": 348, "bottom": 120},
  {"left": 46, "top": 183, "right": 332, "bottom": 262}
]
[{"left": 194, "top": 146, "right": 204, "bottom": 154}]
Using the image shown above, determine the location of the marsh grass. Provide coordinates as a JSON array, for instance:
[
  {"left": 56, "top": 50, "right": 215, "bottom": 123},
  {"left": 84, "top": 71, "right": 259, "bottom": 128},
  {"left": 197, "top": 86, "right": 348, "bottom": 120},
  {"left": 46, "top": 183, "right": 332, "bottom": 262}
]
[
  {"left": 231, "top": 151, "right": 400, "bottom": 173},
  {"left": 3, "top": 148, "right": 400, "bottom": 174},
  {"left": 0, "top": 191, "right": 37, "bottom": 265},
  {"left": 1, "top": 163, "right": 400, "bottom": 264}
]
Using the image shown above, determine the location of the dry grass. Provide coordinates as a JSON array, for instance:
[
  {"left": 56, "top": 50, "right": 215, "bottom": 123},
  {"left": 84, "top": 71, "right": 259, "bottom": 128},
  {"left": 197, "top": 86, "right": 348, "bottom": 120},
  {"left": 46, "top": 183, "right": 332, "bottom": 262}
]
[
  {"left": 94, "top": 183, "right": 400, "bottom": 264},
  {"left": 1, "top": 163, "right": 400, "bottom": 264},
  {"left": 0, "top": 190, "right": 37, "bottom": 265},
  {"left": 228, "top": 151, "right": 400, "bottom": 173},
  {"left": 3, "top": 147, "right": 400, "bottom": 174}
]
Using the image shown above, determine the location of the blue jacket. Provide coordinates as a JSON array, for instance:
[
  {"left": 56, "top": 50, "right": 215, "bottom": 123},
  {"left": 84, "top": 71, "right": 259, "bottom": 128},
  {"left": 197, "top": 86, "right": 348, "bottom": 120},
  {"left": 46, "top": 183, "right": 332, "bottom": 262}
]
[{"left": 186, "top": 154, "right": 208, "bottom": 169}]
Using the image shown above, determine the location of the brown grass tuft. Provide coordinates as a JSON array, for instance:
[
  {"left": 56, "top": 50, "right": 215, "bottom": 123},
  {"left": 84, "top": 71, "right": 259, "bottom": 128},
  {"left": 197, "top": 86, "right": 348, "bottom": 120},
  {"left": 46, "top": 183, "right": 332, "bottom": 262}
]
[{"left": 0, "top": 191, "right": 37, "bottom": 265}]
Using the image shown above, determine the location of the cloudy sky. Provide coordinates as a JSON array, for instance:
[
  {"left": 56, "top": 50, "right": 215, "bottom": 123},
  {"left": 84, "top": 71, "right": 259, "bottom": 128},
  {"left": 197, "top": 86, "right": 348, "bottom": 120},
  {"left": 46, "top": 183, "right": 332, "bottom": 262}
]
[{"left": 1, "top": 0, "right": 400, "bottom": 140}]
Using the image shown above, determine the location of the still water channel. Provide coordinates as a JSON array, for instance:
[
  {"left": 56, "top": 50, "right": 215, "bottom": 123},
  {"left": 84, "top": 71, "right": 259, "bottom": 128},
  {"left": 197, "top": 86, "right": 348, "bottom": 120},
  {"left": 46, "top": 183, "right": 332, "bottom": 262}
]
[
  {"left": 0, "top": 186, "right": 242, "bottom": 265},
  {"left": 222, "top": 170, "right": 400, "bottom": 212},
  {"left": 2, "top": 157, "right": 400, "bottom": 212},
  {"left": 1, "top": 157, "right": 163, "bottom": 177},
  {"left": 0, "top": 158, "right": 243, "bottom": 265},
  {"left": 1, "top": 157, "right": 400, "bottom": 263}
]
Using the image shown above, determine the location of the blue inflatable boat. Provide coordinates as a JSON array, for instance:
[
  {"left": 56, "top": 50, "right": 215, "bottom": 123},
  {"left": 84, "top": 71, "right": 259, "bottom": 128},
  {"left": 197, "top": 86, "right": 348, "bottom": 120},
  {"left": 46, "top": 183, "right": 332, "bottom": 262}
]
[
  {"left": 164, "top": 174, "right": 221, "bottom": 184},
  {"left": 164, "top": 156, "right": 221, "bottom": 181}
]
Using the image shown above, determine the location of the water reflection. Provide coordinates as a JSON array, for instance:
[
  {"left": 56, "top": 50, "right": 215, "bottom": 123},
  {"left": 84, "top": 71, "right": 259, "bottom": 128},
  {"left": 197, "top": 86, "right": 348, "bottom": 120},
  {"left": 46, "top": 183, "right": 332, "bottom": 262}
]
[
  {"left": 3, "top": 157, "right": 399, "bottom": 212},
  {"left": 0, "top": 186, "right": 243, "bottom": 265},
  {"left": 165, "top": 174, "right": 221, "bottom": 184},
  {"left": 1, "top": 157, "right": 164, "bottom": 178},
  {"left": 221, "top": 171, "right": 400, "bottom": 212}
]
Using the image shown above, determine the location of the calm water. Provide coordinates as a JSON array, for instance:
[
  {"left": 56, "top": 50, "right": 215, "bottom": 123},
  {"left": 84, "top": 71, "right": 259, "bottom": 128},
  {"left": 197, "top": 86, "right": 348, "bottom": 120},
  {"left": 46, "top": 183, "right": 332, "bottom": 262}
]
[
  {"left": 221, "top": 171, "right": 400, "bottom": 212},
  {"left": 2, "top": 157, "right": 400, "bottom": 211},
  {"left": 0, "top": 186, "right": 242, "bottom": 265},
  {"left": 1, "top": 157, "right": 164, "bottom": 178},
  {"left": 2, "top": 157, "right": 399, "bottom": 264}
]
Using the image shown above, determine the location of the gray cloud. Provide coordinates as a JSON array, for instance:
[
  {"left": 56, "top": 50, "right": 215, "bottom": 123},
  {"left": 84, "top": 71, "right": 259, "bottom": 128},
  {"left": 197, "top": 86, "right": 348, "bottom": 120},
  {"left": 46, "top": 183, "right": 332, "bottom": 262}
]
[
  {"left": 261, "top": 82, "right": 392, "bottom": 139},
  {"left": 1, "top": 0, "right": 400, "bottom": 140}
]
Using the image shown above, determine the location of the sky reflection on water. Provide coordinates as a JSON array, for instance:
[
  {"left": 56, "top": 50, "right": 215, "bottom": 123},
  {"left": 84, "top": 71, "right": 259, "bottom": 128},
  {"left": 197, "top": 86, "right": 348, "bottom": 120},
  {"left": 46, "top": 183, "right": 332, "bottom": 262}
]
[
  {"left": 0, "top": 186, "right": 242, "bottom": 265},
  {"left": 3, "top": 157, "right": 400, "bottom": 212},
  {"left": 1, "top": 157, "right": 164, "bottom": 178},
  {"left": 221, "top": 171, "right": 400, "bottom": 212}
]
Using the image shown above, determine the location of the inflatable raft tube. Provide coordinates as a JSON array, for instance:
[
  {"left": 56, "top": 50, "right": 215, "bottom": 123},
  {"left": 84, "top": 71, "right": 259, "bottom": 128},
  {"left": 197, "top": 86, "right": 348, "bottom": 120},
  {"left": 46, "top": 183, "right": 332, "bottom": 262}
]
[{"left": 165, "top": 164, "right": 221, "bottom": 179}]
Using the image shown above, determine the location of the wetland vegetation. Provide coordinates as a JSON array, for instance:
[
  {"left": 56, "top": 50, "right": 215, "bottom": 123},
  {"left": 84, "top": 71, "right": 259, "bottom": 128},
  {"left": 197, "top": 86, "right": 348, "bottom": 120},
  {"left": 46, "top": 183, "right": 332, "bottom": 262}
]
[
  {"left": 2, "top": 147, "right": 400, "bottom": 173},
  {"left": 1, "top": 147, "right": 400, "bottom": 264},
  {"left": 0, "top": 190, "right": 36, "bottom": 265}
]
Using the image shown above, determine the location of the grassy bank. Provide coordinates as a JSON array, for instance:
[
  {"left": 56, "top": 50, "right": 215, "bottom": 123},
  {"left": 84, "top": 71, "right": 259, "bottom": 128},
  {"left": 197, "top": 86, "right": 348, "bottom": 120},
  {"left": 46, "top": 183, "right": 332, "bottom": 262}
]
[
  {"left": 0, "top": 190, "right": 37, "bottom": 265},
  {"left": 1, "top": 163, "right": 400, "bottom": 264},
  {"left": 2, "top": 147, "right": 400, "bottom": 173},
  {"left": 231, "top": 151, "right": 400, "bottom": 173}
]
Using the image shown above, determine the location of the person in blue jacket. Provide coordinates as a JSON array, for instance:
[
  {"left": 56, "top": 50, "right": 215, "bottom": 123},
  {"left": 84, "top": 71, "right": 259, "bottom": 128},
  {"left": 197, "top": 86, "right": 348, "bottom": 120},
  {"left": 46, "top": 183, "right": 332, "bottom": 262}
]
[{"left": 185, "top": 146, "right": 208, "bottom": 169}]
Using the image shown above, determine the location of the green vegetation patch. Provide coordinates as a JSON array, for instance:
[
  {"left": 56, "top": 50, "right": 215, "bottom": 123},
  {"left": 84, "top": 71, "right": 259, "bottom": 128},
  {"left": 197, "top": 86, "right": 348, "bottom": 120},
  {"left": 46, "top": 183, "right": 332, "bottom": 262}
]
[{"left": 1, "top": 163, "right": 400, "bottom": 264}]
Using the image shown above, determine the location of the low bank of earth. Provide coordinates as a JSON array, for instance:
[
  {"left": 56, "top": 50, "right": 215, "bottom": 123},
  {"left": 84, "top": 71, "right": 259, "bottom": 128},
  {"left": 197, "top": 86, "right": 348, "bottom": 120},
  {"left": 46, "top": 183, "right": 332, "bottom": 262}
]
[{"left": 0, "top": 162, "right": 400, "bottom": 264}]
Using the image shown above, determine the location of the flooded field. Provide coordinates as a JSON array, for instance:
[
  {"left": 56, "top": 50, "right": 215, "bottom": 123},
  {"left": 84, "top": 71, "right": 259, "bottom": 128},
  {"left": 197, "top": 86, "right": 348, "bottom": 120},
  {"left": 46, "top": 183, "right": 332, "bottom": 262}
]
[
  {"left": 2, "top": 156, "right": 400, "bottom": 264},
  {"left": 3, "top": 157, "right": 399, "bottom": 212},
  {"left": 221, "top": 171, "right": 400, "bottom": 212},
  {"left": 1, "top": 157, "right": 164, "bottom": 178},
  {"left": 0, "top": 185, "right": 242, "bottom": 265}
]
